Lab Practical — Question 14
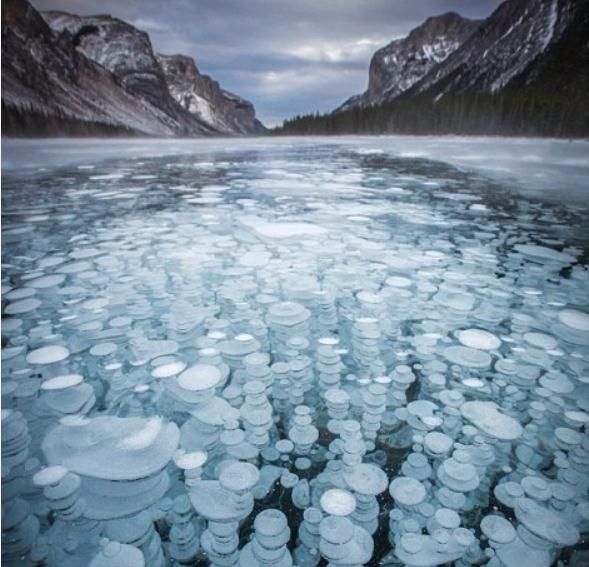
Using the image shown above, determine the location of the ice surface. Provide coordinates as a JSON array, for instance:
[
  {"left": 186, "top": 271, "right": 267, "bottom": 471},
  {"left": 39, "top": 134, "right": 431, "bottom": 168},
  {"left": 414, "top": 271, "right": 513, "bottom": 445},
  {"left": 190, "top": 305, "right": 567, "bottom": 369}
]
[
  {"left": 240, "top": 216, "right": 327, "bottom": 239},
  {"left": 2, "top": 137, "right": 588, "bottom": 566}
]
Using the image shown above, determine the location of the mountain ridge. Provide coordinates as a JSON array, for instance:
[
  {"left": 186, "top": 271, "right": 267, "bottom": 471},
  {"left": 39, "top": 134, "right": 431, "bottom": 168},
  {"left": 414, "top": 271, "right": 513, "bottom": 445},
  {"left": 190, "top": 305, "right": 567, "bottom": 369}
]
[
  {"left": 156, "top": 53, "right": 266, "bottom": 135},
  {"left": 400, "top": 0, "right": 583, "bottom": 101},
  {"left": 337, "top": 12, "right": 481, "bottom": 112},
  {"left": 1, "top": 0, "right": 264, "bottom": 137},
  {"left": 278, "top": 0, "right": 589, "bottom": 137}
]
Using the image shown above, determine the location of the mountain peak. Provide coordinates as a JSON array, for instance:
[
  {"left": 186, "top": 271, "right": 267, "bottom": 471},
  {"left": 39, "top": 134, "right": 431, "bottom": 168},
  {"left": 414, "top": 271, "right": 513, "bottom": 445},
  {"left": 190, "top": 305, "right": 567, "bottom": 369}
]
[
  {"left": 156, "top": 53, "right": 266, "bottom": 134},
  {"left": 1, "top": 0, "right": 264, "bottom": 137},
  {"left": 403, "top": 0, "right": 583, "bottom": 100},
  {"left": 336, "top": 11, "right": 480, "bottom": 111}
]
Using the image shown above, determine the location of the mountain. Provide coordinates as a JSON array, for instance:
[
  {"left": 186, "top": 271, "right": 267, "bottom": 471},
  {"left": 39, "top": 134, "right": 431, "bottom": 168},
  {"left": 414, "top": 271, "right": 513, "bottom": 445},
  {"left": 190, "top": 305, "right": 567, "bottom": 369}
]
[
  {"left": 402, "top": 0, "right": 586, "bottom": 101},
  {"left": 156, "top": 54, "right": 265, "bottom": 135},
  {"left": 279, "top": 0, "right": 589, "bottom": 137},
  {"left": 1, "top": 0, "right": 264, "bottom": 137},
  {"left": 1, "top": 0, "right": 174, "bottom": 136},
  {"left": 40, "top": 11, "right": 209, "bottom": 135},
  {"left": 337, "top": 12, "right": 480, "bottom": 111}
]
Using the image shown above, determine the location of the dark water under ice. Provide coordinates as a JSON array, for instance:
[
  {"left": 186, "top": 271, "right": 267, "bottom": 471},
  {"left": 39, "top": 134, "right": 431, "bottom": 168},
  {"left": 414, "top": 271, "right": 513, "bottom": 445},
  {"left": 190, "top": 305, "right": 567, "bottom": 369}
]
[{"left": 2, "top": 136, "right": 589, "bottom": 566}]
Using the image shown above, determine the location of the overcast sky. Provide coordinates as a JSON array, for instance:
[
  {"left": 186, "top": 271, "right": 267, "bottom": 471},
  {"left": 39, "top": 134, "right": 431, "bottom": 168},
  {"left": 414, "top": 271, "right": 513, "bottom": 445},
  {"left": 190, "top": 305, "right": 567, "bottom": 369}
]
[{"left": 32, "top": 0, "right": 504, "bottom": 126}]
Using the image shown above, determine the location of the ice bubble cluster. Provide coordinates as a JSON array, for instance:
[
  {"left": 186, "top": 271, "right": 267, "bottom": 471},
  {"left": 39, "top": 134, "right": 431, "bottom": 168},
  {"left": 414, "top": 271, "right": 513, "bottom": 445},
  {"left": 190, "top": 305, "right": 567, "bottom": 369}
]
[{"left": 2, "top": 143, "right": 588, "bottom": 566}]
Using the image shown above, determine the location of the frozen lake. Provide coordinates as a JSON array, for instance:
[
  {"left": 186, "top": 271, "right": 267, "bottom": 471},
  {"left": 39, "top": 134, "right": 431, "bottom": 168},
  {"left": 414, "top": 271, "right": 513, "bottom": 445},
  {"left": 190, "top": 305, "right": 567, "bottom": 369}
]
[{"left": 2, "top": 136, "right": 589, "bottom": 566}]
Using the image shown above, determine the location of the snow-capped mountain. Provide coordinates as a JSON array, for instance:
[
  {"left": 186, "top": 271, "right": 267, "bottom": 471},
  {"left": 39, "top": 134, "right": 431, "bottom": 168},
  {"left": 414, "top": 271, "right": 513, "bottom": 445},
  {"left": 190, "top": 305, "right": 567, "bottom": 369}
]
[
  {"left": 157, "top": 54, "right": 265, "bottom": 135},
  {"left": 2, "top": 0, "right": 183, "bottom": 136},
  {"left": 337, "top": 12, "right": 480, "bottom": 111},
  {"left": 2, "top": 0, "right": 264, "bottom": 136},
  {"left": 403, "top": 0, "right": 584, "bottom": 101},
  {"left": 337, "top": 0, "right": 587, "bottom": 113}
]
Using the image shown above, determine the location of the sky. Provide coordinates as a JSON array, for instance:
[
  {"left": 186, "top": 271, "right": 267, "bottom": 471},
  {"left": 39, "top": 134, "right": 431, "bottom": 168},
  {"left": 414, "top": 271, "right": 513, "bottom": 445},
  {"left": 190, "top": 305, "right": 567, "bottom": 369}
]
[{"left": 32, "top": 0, "right": 504, "bottom": 126}]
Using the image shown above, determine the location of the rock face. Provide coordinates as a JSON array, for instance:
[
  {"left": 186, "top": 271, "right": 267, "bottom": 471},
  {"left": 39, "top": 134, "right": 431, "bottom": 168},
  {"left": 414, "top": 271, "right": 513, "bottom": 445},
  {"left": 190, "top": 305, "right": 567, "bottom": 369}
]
[
  {"left": 404, "top": 0, "right": 585, "bottom": 100},
  {"left": 338, "top": 0, "right": 588, "bottom": 110},
  {"left": 1, "top": 0, "right": 168, "bottom": 136},
  {"left": 1, "top": 0, "right": 264, "bottom": 136},
  {"left": 337, "top": 12, "right": 480, "bottom": 111},
  {"left": 41, "top": 11, "right": 204, "bottom": 134},
  {"left": 157, "top": 54, "right": 266, "bottom": 135}
]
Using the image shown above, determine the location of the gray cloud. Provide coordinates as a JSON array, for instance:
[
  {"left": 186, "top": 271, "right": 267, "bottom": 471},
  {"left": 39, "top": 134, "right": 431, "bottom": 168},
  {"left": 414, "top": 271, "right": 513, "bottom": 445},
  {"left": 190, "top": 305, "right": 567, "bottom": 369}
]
[{"left": 31, "top": 0, "right": 504, "bottom": 126}]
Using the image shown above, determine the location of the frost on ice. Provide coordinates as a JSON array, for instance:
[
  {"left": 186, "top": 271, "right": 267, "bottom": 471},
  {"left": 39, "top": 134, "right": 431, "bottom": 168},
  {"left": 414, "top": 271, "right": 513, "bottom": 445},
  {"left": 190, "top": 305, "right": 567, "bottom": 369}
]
[{"left": 1, "top": 139, "right": 589, "bottom": 566}]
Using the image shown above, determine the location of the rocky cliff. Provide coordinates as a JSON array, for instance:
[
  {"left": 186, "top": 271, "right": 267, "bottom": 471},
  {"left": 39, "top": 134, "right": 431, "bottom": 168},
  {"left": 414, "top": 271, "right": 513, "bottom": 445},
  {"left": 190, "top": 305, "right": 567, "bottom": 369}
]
[
  {"left": 337, "top": 12, "right": 480, "bottom": 111},
  {"left": 156, "top": 54, "right": 265, "bottom": 135},
  {"left": 2, "top": 0, "right": 264, "bottom": 136},
  {"left": 403, "top": 0, "right": 586, "bottom": 101}
]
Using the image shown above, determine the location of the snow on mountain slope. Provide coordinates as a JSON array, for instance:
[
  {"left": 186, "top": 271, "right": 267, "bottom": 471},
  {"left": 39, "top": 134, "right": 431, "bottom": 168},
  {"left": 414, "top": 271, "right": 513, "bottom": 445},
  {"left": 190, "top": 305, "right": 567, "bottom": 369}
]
[
  {"left": 156, "top": 54, "right": 265, "bottom": 135},
  {"left": 2, "top": 0, "right": 158, "bottom": 134},
  {"left": 41, "top": 10, "right": 213, "bottom": 135},
  {"left": 404, "top": 0, "right": 582, "bottom": 100},
  {"left": 2, "top": 0, "right": 264, "bottom": 136},
  {"left": 336, "top": 12, "right": 480, "bottom": 111}
]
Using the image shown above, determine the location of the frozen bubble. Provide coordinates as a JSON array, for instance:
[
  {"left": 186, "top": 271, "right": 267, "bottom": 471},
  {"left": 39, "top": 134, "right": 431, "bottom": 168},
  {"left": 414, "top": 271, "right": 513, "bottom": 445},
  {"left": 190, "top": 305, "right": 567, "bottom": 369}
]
[
  {"left": 151, "top": 360, "right": 187, "bottom": 379},
  {"left": 558, "top": 308, "right": 589, "bottom": 331},
  {"left": 385, "top": 275, "right": 412, "bottom": 288},
  {"left": 219, "top": 462, "right": 260, "bottom": 492},
  {"left": 41, "top": 374, "right": 83, "bottom": 390},
  {"left": 496, "top": 538, "right": 550, "bottom": 567},
  {"left": 1, "top": 345, "right": 25, "bottom": 360},
  {"left": 514, "top": 244, "right": 575, "bottom": 264},
  {"left": 457, "top": 329, "right": 501, "bottom": 351},
  {"left": 239, "top": 250, "right": 272, "bottom": 267},
  {"left": 89, "top": 342, "right": 117, "bottom": 357},
  {"left": 2, "top": 318, "right": 22, "bottom": 333},
  {"left": 437, "top": 456, "right": 479, "bottom": 492},
  {"left": 515, "top": 497, "right": 579, "bottom": 547},
  {"left": 389, "top": 477, "right": 426, "bottom": 506},
  {"left": 267, "top": 301, "right": 310, "bottom": 325},
  {"left": 26, "top": 345, "right": 70, "bottom": 365},
  {"left": 434, "top": 508, "right": 460, "bottom": 529},
  {"left": 461, "top": 401, "right": 523, "bottom": 441},
  {"left": 254, "top": 508, "right": 289, "bottom": 538},
  {"left": 275, "top": 439, "right": 294, "bottom": 454},
  {"left": 343, "top": 463, "right": 388, "bottom": 495},
  {"left": 294, "top": 457, "right": 311, "bottom": 471},
  {"left": 5, "top": 297, "right": 42, "bottom": 314},
  {"left": 320, "top": 515, "right": 354, "bottom": 544},
  {"left": 43, "top": 415, "right": 179, "bottom": 480},
  {"left": 116, "top": 417, "right": 164, "bottom": 450},
  {"left": 480, "top": 515, "right": 516, "bottom": 544},
  {"left": 320, "top": 488, "right": 356, "bottom": 516},
  {"left": 27, "top": 274, "right": 66, "bottom": 289},
  {"left": 5, "top": 287, "right": 36, "bottom": 300},
  {"left": 89, "top": 541, "right": 145, "bottom": 567},
  {"left": 177, "top": 364, "right": 221, "bottom": 391},
  {"left": 424, "top": 431, "right": 453, "bottom": 455},
  {"left": 564, "top": 410, "right": 589, "bottom": 427},
  {"left": 173, "top": 450, "right": 207, "bottom": 470},
  {"left": 280, "top": 472, "right": 299, "bottom": 489},
  {"left": 521, "top": 476, "right": 551, "bottom": 501},
  {"left": 241, "top": 216, "right": 327, "bottom": 239},
  {"left": 524, "top": 332, "right": 558, "bottom": 350},
  {"left": 443, "top": 345, "right": 492, "bottom": 368},
  {"left": 32, "top": 465, "right": 69, "bottom": 487}
]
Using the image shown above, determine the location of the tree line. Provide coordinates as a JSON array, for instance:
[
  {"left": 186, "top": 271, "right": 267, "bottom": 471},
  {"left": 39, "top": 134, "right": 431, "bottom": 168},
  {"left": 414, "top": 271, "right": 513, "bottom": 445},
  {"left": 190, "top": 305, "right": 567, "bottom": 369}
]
[
  {"left": 274, "top": 88, "right": 589, "bottom": 138},
  {"left": 1, "top": 101, "right": 138, "bottom": 137}
]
